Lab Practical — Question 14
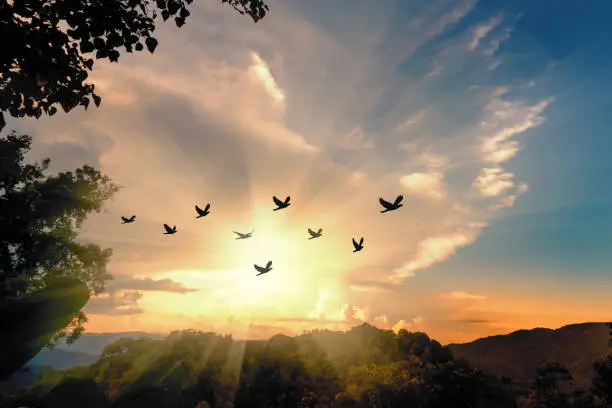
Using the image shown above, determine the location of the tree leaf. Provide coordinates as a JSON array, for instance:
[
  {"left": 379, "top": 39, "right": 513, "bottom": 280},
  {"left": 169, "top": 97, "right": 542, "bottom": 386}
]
[
  {"left": 92, "top": 94, "right": 101, "bottom": 107},
  {"left": 145, "top": 37, "right": 158, "bottom": 53},
  {"left": 108, "top": 50, "right": 120, "bottom": 62}
]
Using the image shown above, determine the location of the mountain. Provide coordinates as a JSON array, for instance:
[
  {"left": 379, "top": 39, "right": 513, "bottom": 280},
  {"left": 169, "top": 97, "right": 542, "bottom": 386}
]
[
  {"left": 28, "top": 348, "right": 98, "bottom": 370},
  {"left": 448, "top": 322, "right": 610, "bottom": 389},
  {"left": 54, "top": 331, "right": 167, "bottom": 357}
]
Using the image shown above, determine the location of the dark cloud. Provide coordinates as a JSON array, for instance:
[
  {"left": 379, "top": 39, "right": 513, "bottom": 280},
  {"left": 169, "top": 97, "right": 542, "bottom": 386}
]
[
  {"left": 449, "top": 318, "right": 496, "bottom": 324},
  {"left": 105, "top": 274, "right": 199, "bottom": 294}
]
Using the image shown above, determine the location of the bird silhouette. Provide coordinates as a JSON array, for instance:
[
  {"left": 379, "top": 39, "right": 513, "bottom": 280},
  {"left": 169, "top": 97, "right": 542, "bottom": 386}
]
[
  {"left": 308, "top": 228, "right": 323, "bottom": 239},
  {"left": 352, "top": 237, "right": 364, "bottom": 252},
  {"left": 195, "top": 204, "right": 211, "bottom": 218},
  {"left": 254, "top": 261, "right": 273, "bottom": 276},
  {"left": 121, "top": 215, "right": 136, "bottom": 224},
  {"left": 273, "top": 195, "right": 291, "bottom": 211},
  {"left": 234, "top": 230, "right": 254, "bottom": 240},
  {"left": 163, "top": 224, "right": 177, "bottom": 235},
  {"left": 379, "top": 195, "right": 404, "bottom": 213}
]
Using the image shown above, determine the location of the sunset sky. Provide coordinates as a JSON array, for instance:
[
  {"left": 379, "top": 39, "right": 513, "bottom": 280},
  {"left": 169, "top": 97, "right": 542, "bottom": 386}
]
[{"left": 6, "top": 0, "right": 612, "bottom": 345}]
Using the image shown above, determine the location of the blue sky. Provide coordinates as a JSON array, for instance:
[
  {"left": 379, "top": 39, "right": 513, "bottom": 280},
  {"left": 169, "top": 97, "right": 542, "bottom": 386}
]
[{"left": 6, "top": 0, "right": 612, "bottom": 343}]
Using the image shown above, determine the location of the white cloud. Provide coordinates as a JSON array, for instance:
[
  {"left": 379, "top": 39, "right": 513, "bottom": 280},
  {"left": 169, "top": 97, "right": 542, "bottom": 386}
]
[
  {"left": 469, "top": 16, "right": 501, "bottom": 51},
  {"left": 400, "top": 172, "right": 446, "bottom": 199},
  {"left": 473, "top": 167, "right": 515, "bottom": 197},
  {"left": 480, "top": 97, "right": 552, "bottom": 164},
  {"left": 249, "top": 52, "right": 286, "bottom": 104},
  {"left": 390, "top": 223, "right": 486, "bottom": 282}
]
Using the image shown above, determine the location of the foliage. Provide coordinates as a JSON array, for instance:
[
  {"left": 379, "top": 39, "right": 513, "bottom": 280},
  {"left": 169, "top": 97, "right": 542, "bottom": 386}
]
[
  {"left": 0, "top": 132, "right": 119, "bottom": 343},
  {"left": 0, "top": 0, "right": 270, "bottom": 130},
  {"left": 5, "top": 325, "right": 523, "bottom": 408}
]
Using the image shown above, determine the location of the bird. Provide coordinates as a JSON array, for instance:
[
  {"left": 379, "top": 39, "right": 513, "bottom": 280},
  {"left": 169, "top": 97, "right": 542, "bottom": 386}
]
[
  {"left": 308, "top": 228, "right": 323, "bottom": 239},
  {"left": 233, "top": 230, "right": 254, "bottom": 240},
  {"left": 254, "top": 261, "right": 273, "bottom": 276},
  {"left": 352, "top": 237, "right": 364, "bottom": 252},
  {"left": 195, "top": 204, "right": 211, "bottom": 218},
  {"left": 273, "top": 195, "right": 291, "bottom": 211},
  {"left": 379, "top": 195, "right": 404, "bottom": 213},
  {"left": 121, "top": 215, "right": 136, "bottom": 224},
  {"left": 163, "top": 224, "right": 177, "bottom": 235}
]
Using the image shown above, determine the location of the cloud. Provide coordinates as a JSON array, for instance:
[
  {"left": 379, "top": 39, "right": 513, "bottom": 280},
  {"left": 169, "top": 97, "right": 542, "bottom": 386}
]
[
  {"left": 450, "top": 318, "right": 495, "bottom": 324},
  {"left": 473, "top": 167, "right": 515, "bottom": 197},
  {"left": 480, "top": 97, "right": 552, "bottom": 164},
  {"left": 485, "top": 27, "right": 513, "bottom": 56},
  {"left": 469, "top": 16, "right": 501, "bottom": 51},
  {"left": 5, "top": 0, "right": 561, "bottom": 343},
  {"left": 105, "top": 275, "right": 199, "bottom": 294},
  {"left": 390, "top": 223, "right": 486, "bottom": 282},
  {"left": 440, "top": 291, "right": 487, "bottom": 301},
  {"left": 85, "top": 291, "right": 145, "bottom": 316},
  {"left": 393, "top": 110, "right": 429, "bottom": 134},
  {"left": 400, "top": 172, "right": 446, "bottom": 199},
  {"left": 249, "top": 51, "right": 286, "bottom": 104},
  {"left": 392, "top": 316, "right": 427, "bottom": 332},
  {"left": 337, "top": 126, "right": 374, "bottom": 149}
]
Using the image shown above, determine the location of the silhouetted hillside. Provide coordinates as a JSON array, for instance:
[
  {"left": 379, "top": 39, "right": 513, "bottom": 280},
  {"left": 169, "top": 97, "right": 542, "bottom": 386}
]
[{"left": 448, "top": 322, "right": 610, "bottom": 389}]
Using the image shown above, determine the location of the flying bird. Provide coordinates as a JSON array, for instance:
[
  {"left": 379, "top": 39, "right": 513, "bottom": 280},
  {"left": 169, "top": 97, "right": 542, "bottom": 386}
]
[
  {"left": 273, "top": 195, "right": 291, "bottom": 211},
  {"left": 163, "top": 224, "right": 177, "bottom": 235},
  {"left": 352, "top": 237, "right": 364, "bottom": 253},
  {"left": 379, "top": 195, "right": 404, "bottom": 213},
  {"left": 308, "top": 228, "right": 323, "bottom": 239},
  {"left": 121, "top": 215, "right": 136, "bottom": 224},
  {"left": 234, "top": 230, "right": 254, "bottom": 240},
  {"left": 254, "top": 261, "right": 273, "bottom": 276},
  {"left": 195, "top": 204, "right": 211, "bottom": 218}
]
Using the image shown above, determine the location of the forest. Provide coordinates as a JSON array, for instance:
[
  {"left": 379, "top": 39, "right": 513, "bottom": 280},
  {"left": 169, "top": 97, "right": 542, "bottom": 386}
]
[{"left": 2, "top": 323, "right": 612, "bottom": 408}]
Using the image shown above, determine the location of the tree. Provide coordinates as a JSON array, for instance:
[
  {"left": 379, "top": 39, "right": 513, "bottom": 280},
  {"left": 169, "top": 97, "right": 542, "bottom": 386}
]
[
  {"left": 0, "top": 0, "right": 270, "bottom": 131},
  {"left": 527, "top": 362, "right": 574, "bottom": 408},
  {"left": 0, "top": 132, "right": 120, "bottom": 343}
]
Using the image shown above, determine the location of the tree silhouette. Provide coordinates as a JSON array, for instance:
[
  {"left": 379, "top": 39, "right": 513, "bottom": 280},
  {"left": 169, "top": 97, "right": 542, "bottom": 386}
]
[
  {"left": 0, "top": 0, "right": 270, "bottom": 131},
  {"left": 0, "top": 132, "right": 119, "bottom": 344}
]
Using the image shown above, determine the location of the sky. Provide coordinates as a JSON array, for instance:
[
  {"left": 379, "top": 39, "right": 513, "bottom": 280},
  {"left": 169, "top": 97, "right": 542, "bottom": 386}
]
[{"left": 5, "top": 0, "right": 612, "bottom": 345}]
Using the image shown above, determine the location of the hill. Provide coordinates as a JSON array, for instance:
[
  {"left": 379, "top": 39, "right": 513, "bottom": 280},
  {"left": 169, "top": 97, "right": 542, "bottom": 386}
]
[
  {"left": 53, "top": 331, "right": 167, "bottom": 357},
  {"left": 448, "top": 322, "right": 610, "bottom": 389}
]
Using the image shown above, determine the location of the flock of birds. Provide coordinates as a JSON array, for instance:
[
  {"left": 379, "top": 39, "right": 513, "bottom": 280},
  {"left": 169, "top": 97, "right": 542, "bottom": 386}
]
[{"left": 120, "top": 194, "right": 405, "bottom": 277}]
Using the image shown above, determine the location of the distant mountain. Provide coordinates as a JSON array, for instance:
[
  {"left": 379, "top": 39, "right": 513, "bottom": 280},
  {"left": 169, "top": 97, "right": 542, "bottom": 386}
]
[
  {"left": 54, "top": 331, "right": 167, "bottom": 357},
  {"left": 448, "top": 322, "right": 610, "bottom": 389},
  {"left": 28, "top": 348, "right": 98, "bottom": 370}
]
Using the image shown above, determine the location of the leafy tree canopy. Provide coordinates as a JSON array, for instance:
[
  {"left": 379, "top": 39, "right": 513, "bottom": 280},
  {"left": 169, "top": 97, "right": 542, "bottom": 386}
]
[
  {"left": 0, "top": 131, "right": 119, "bottom": 343},
  {"left": 0, "top": 0, "right": 270, "bottom": 131}
]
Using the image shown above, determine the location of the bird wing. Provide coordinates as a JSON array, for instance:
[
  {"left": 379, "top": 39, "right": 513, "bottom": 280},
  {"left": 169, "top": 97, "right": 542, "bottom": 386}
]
[
  {"left": 163, "top": 224, "right": 172, "bottom": 233},
  {"left": 393, "top": 195, "right": 404, "bottom": 206},
  {"left": 284, "top": 196, "right": 291, "bottom": 204},
  {"left": 273, "top": 196, "right": 284, "bottom": 206},
  {"left": 121, "top": 216, "right": 129, "bottom": 222},
  {"left": 317, "top": 228, "right": 322, "bottom": 234},
  {"left": 130, "top": 215, "right": 136, "bottom": 221},
  {"left": 204, "top": 203, "right": 210, "bottom": 212},
  {"left": 254, "top": 264, "right": 265, "bottom": 273},
  {"left": 266, "top": 260, "right": 272, "bottom": 269},
  {"left": 195, "top": 205, "right": 204, "bottom": 215},
  {"left": 233, "top": 231, "right": 244, "bottom": 237},
  {"left": 379, "top": 197, "right": 393, "bottom": 209},
  {"left": 359, "top": 237, "right": 364, "bottom": 246},
  {"left": 352, "top": 238, "right": 359, "bottom": 249},
  {"left": 308, "top": 228, "right": 316, "bottom": 237}
]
